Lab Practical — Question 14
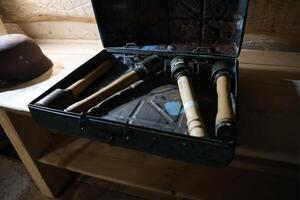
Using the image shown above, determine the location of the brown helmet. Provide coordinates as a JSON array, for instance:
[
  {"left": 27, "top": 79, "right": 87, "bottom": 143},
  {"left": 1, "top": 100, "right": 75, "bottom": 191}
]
[{"left": 0, "top": 34, "right": 52, "bottom": 83}]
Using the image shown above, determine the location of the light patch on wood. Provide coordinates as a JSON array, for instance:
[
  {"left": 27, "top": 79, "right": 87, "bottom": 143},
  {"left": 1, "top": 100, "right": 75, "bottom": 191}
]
[
  {"left": 0, "top": 0, "right": 95, "bottom": 22},
  {"left": 0, "top": 16, "right": 7, "bottom": 35},
  {"left": 18, "top": 21, "right": 100, "bottom": 39},
  {"left": 4, "top": 23, "right": 25, "bottom": 34}
]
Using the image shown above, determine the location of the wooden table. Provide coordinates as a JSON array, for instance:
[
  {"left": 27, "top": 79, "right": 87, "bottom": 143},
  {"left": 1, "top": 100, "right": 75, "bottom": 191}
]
[{"left": 0, "top": 40, "right": 299, "bottom": 199}]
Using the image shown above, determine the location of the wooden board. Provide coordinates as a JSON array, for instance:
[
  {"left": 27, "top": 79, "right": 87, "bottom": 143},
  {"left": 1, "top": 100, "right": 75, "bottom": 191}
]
[
  {"left": 243, "top": 33, "right": 300, "bottom": 52},
  {"left": 0, "top": 0, "right": 95, "bottom": 23},
  {"left": 39, "top": 138, "right": 299, "bottom": 200},
  {"left": 246, "top": 0, "right": 300, "bottom": 35},
  {"left": 0, "top": 16, "right": 7, "bottom": 35},
  {"left": 18, "top": 21, "right": 100, "bottom": 40},
  {"left": 0, "top": 0, "right": 97, "bottom": 39}
]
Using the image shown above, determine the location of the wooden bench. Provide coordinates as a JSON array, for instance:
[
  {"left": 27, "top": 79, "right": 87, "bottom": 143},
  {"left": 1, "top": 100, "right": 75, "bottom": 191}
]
[{"left": 0, "top": 39, "right": 299, "bottom": 199}]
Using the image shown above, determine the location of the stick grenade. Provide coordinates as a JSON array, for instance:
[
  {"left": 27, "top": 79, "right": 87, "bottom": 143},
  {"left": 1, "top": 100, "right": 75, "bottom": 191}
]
[
  {"left": 35, "top": 60, "right": 112, "bottom": 109},
  {"left": 65, "top": 55, "right": 163, "bottom": 113},
  {"left": 211, "top": 61, "right": 236, "bottom": 139},
  {"left": 170, "top": 57, "right": 207, "bottom": 137}
]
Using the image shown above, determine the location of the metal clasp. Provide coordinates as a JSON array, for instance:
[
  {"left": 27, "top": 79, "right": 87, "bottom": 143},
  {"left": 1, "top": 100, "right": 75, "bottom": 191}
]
[{"left": 125, "top": 43, "right": 138, "bottom": 49}]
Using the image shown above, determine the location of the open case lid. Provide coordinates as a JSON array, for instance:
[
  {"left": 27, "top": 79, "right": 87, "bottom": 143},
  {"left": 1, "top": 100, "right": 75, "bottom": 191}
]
[{"left": 91, "top": 0, "right": 249, "bottom": 58}]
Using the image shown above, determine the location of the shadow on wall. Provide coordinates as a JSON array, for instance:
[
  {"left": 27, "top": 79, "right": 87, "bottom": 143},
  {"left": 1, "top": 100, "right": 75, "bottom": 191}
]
[{"left": 238, "top": 65, "right": 300, "bottom": 164}]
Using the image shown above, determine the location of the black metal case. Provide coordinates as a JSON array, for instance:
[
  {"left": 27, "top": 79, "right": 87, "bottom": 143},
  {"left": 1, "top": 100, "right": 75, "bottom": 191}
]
[{"left": 29, "top": 0, "right": 249, "bottom": 167}]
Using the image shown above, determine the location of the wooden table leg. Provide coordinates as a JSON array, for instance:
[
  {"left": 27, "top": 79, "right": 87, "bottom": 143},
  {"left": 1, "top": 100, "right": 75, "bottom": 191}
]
[{"left": 0, "top": 110, "right": 70, "bottom": 198}]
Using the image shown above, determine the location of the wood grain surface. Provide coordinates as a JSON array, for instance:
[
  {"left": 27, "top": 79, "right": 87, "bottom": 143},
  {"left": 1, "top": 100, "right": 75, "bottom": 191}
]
[
  {"left": 0, "top": 0, "right": 95, "bottom": 22},
  {"left": 246, "top": 0, "right": 300, "bottom": 34},
  {"left": 39, "top": 137, "right": 299, "bottom": 200}
]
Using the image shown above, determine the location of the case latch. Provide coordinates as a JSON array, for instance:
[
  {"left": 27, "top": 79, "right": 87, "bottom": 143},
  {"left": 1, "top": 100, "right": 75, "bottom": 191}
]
[
  {"left": 125, "top": 43, "right": 138, "bottom": 49},
  {"left": 79, "top": 113, "right": 88, "bottom": 132},
  {"left": 194, "top": 47, "right": 212, "bottom": 54}
]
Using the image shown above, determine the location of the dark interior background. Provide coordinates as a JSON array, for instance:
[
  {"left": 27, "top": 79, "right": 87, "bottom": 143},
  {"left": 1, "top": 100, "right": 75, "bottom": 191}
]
[{"left": 92, "top": 0, "right": 248, "bottom": 57}]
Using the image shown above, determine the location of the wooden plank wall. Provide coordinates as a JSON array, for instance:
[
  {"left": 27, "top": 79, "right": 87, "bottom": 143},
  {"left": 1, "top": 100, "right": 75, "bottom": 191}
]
[
  {"left": 0, "top": 0, "right": 300, "bottom": 40},
  {"left": 0, "top": 0, "right": 98, "bottom": 39},
  {"left": 247, "top": 0, "right": 300, "bottom": 34},
  {"left": 0, "top": 0, "right": 95, "bottom": 22}
]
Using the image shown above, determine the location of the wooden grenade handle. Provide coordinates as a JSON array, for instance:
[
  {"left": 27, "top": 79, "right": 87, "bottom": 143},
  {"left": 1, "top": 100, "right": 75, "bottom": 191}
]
[
  {"left": 215, "top": 75, "right": 235, "bottom": 127},
  {"left": 66, "top": 55, "right": 163, "bottom": 113},
  {"left": 177, "top": 75, "right": 207, "bottom": 137},
  {"left": 68, "top": 60, "right": 112, "bottom": 96},
  {"left": 65, "top": 70, "right": 140, "bottom": 113}
]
